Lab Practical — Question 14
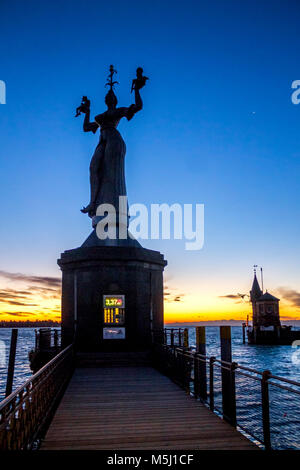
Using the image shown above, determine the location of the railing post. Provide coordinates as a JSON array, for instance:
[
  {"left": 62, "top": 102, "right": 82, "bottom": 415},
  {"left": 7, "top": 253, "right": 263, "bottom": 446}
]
[
  {"left": 159, "top": 329, "right": 164, "bottom": 345},
  {"left": 178, "top": 350, "right": 184, "bottom": 387},
  {"left": 261, "top": 370, "right": 271, "bottom": 450},
  {"left": 194, "top": 354, "right": 199, "bottom": 398},
  {"left": 164, "top": 328, "right": 167, "bottom": 345},
  {"left": 209, "top": 356, "right": 215, "bottom": 411},
  {"left": 183, "top": 351, "right": 190, "bottom": 391},
  {"left": 229, "top": 362, "right": 237, "bottom": 426},
  {"left": 195, "top": 327, "right": 207, "bottom": 401}
]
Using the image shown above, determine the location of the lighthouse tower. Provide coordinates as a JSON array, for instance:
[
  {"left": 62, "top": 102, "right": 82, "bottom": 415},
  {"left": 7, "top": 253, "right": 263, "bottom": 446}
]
[
  {"left": 250, "top": 270, "right": 281, "bottom": 328},
  {"left": 247, "top": 268, "right": 300, "bottom": 345}
]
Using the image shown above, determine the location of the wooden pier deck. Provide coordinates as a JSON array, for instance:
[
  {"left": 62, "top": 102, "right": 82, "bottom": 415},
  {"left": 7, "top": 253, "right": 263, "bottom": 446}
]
[{"left": 41, "top": 367, "right": 257, "bottom": 450}]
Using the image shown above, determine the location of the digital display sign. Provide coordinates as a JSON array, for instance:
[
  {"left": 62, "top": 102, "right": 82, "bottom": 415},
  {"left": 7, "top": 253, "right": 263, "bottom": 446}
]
[{"left": 103, "top": 295, "right": 125, "bottom": 308}]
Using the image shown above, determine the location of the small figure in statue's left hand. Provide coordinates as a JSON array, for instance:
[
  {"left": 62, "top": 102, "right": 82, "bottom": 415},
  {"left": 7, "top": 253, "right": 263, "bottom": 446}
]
[
  {"left": 75, "top": 96, "right": 91, "bottom": 117},
  {"left": 131, "top": 67, "right": 148, "bottom": 93}
]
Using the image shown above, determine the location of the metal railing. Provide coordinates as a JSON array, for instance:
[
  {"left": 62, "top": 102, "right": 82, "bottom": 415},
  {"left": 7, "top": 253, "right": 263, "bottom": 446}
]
[
  {"left": 153, "top": 328, "right": 188, "bottom": 348},
  {"left": 0, "top": 344, "right": 74, "bottom": 450},
  {"left": 153, "top": 342, "right": 300, "bottom": 450}
]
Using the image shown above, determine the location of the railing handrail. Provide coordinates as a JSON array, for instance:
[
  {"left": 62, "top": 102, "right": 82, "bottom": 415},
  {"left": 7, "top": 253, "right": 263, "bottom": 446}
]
[
  {"left": 163, "top": 340, "right": 300, "bottom": 389},
  {"left": 154, "top": 337, "right": 300, "bottom": 450},
  {"left": 268, "top": 380, "right": 300, "bottom": 395},
  {"left": 164, "top": 327, "right": 182, "bottom": 330},
  {"left": 268, "top": 373, "right": 300, "bottom": 387},
  {"left": 0, "top": 344, "right": 73, "bottom": 410},
  {"left": 0, "top": 343, "right": 74, "bottom": 450}
]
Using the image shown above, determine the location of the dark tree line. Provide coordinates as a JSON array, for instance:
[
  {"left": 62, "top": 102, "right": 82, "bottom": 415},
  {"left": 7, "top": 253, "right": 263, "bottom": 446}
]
[{"left": 0, "top": 320, "right": 61, "bottom": 328}]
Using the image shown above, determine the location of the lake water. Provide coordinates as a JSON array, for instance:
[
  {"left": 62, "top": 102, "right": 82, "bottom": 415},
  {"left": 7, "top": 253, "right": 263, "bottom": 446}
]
[
  {"left": 0, "top": 328, "right": 36, "bottom": 401},
  {"left": 1, "top": 326, "right": 299, "bottom": 399},
  {"left": 187, "top": 325, "right": 300, "bottom": 383},
  {"left": 0, "top": 326, "right": 299, "bottom": 449}
]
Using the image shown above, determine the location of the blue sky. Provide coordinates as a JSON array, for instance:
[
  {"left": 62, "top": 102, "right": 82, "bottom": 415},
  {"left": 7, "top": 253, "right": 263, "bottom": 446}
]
[{"left": 1, "top": 0, "right": 300, "bottom": 320}]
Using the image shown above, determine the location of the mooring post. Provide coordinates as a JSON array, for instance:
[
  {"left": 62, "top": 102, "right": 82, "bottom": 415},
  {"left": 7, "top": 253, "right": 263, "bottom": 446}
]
[
  {"left": 39, "top": 328, "right": 51, "bottom": 350},
  {"left": 34, "top": 329, "right": 38, "bottom": 349},
  {"left": 253, "top": 325, "right": 258, "bottom": 343},
  {"left": 242, "top": 323, "right": 246, "bottom": 344},
  {"left": 183, "top": 328, "right": 189, "bottom": 349},
  {"left": 220, "top": 325, "right": 232, "bottom": 362},
  {"left": 5, "top": 328, "right": 18, "bottom": 398},
  {"left": 195, "top": 327, "right": 207, "bottom": 400},
  {"left": 170, "top": 329, "right": 174, "bottom": 348},
  {"left": 54, "top": 329, "right": 59, "bottom": 348},
  {"left": 220, "top": 326, "right": 237, "bottom": 426},
  {"left": 261, "top": 370, "right": 271, "bottom": 450},
  {"left": 178, "top": 328, "right": 182, "bottom": 347}
]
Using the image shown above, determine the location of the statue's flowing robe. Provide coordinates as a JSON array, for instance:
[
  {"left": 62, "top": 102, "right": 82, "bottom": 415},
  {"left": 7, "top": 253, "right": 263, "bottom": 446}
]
[{"left": 92, "top": 106, "right": 135, "bottom": 213}]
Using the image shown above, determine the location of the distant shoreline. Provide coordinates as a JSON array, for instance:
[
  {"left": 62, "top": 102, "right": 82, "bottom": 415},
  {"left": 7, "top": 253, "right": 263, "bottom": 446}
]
[
  {"left": 1, "top": 320, "right": 299, "bottom": 328},
  {"left": 164, "top": 320, "right": 300, "bottom": 327},
  {"left": 0, "top": 321, "right": 61, "bottom": 328}
]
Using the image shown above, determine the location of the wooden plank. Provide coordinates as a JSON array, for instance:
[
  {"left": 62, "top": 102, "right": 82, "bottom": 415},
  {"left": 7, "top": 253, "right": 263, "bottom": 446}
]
[{"left": 41, "top": 367, "right": 257, "bottom": 450}]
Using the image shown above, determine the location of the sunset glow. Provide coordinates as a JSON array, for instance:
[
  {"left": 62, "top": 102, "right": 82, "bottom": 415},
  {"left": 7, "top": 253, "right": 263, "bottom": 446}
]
[{"left": 0, "top": 270, "right": 299, "bottom": 324}]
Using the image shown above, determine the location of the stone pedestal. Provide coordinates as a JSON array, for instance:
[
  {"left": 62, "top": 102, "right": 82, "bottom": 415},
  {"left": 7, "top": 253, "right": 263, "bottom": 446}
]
[{"left": 58, "top": 243, "right": 167, "bottom": 352}]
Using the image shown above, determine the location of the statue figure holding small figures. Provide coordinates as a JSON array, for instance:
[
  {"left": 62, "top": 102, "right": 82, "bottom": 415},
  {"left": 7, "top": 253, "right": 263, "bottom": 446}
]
[{"left": 76, "top": 65, "right": 148, "bottom": 218}]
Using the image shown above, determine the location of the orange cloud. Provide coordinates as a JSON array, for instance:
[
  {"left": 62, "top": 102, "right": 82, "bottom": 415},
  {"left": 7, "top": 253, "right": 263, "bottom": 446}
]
[{"left": 0, "top": 270, "right": 61, "bottom": 321}]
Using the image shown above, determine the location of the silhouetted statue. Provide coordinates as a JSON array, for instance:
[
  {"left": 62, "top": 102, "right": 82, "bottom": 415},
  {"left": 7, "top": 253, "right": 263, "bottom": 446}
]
[{"left": 77, "top": 65, "right": 147, "bottom": 218}]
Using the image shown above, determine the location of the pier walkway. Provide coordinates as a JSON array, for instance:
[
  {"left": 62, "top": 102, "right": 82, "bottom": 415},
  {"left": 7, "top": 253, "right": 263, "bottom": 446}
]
[{"left": 41, "top": 366, "right": 256, "bottom": 450}]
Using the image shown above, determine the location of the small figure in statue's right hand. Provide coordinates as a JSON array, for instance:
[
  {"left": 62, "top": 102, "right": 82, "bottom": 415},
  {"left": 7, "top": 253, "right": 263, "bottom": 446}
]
[
  {"left": 75, "top": 96, "right": 91, "bottom": 117},
  {"left": 131, "top": 67, "right": 148, "bottom": 92}
]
